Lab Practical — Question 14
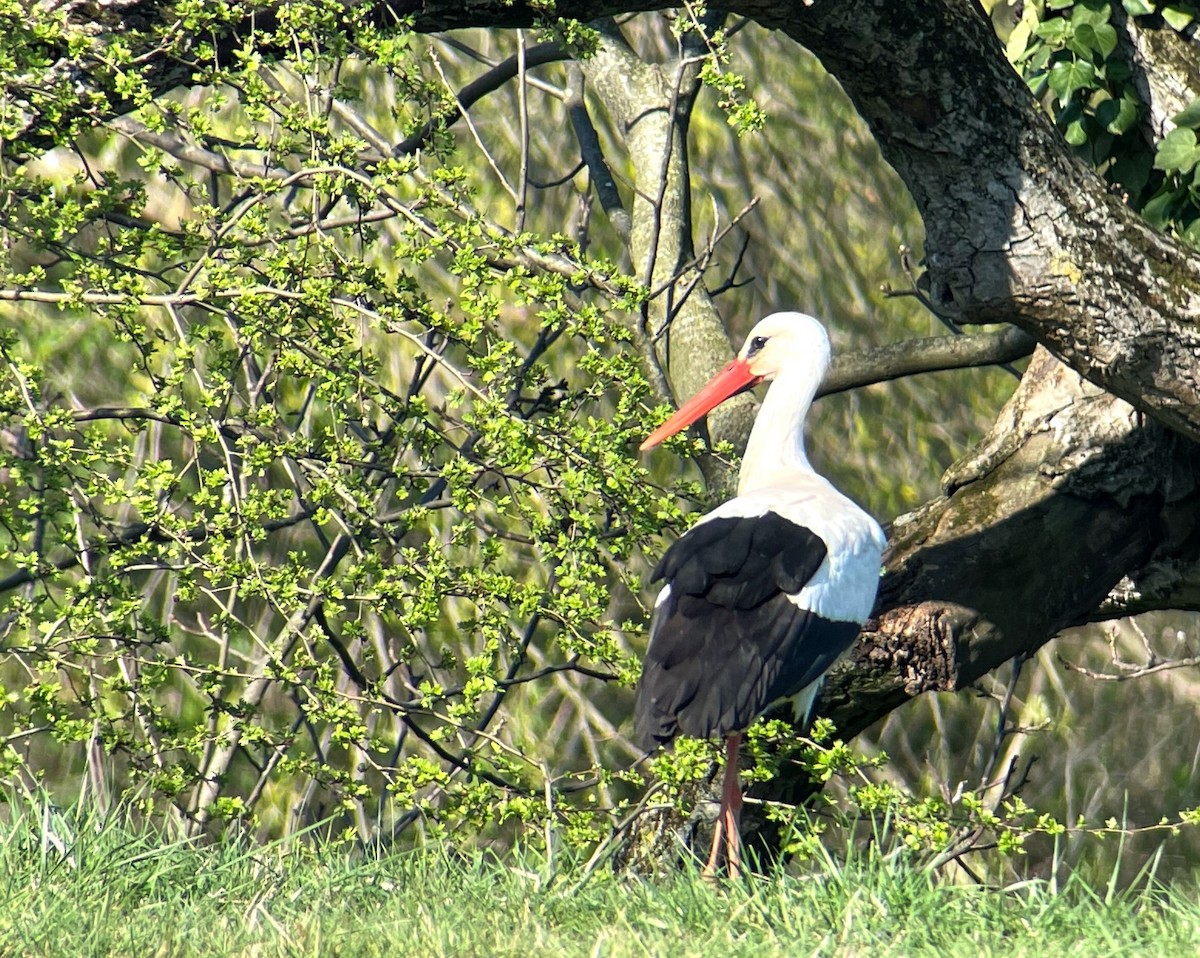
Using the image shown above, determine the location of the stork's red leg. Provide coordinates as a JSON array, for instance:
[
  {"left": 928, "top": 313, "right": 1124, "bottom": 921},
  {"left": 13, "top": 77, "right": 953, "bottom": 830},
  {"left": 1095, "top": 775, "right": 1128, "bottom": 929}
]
[
  {"left": 702, "top": 810, "right": 726, "bottom": 877},
  {"left": 701, "top": 733, "right": 743, "bottom": 879},
  {"left": 721, "top": 733, "right": 743, "bottom": 878}
]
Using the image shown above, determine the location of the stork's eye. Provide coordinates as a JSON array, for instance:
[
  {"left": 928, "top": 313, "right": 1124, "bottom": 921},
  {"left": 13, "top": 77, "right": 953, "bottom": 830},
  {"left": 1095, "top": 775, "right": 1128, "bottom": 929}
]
[{"left": 748, "top": 335, "right": 769, "bottom": 354}]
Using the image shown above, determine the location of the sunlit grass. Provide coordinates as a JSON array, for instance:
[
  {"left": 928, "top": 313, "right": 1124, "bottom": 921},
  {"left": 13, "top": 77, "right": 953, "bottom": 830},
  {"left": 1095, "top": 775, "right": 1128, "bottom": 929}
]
[{"left": 2, "top": 798, "right": 1199, "bottom": 958}]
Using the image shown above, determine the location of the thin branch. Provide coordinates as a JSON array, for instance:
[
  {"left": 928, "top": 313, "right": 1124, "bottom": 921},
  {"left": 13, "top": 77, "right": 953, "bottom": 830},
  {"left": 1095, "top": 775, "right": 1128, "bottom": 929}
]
[
  {"left": 883, "top": 245, "right": 1027, "bottom": 379},
  {"left": 328, "top": 98, "right": 394, "bottom": 157},
  {"left": 530, "top": 159, "right": 586, "bottom": 189},
  {"left": 706, "top": 230, "right": 753, "bottom": 298},
  {"left": 1059, "top": 652, "right": 1200, "bottom": 682},
  {"left": 979, "top": 654, "right": 1024, "bottom": 793},
  {"left": 883, "top": 244, "right": 959, "bottom": 328},
  {"left": 394, "top": 41, "right": 570, "bottom": 156},
  {"left": 108, "top": 116, "right": 290, "bottom": 181},
  {"left": 0, "top": 286, "right": 487, "bottom": 400},
  {"left": 428, "top": 48, "right": 519, "bottom": 204},
  {"left": 565, "top": 63, "right": 630, "bottom": 241},
  {"left": 0, "top": 509, "right": 315, "bottom": 596},
  {"left": 71, "top": 406, "right": 179, "bottom": 426},
  {"left": 515, "top": 30, "right": 530, "bottom": 232},
  {"left": 647, "top": 196, "right": 760, "bottom": 317}
]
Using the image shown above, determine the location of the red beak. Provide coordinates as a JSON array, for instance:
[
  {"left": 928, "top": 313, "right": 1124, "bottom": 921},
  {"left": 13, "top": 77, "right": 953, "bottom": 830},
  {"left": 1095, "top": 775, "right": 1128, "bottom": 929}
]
[{"left": 640, "top": 358, "right": 763, "bottom": 452}]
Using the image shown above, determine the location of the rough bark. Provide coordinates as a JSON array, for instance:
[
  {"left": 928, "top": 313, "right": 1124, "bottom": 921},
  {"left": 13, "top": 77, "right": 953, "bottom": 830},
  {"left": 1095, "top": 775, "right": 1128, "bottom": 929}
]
[
  {"left": 1125, "top": 12, "right": 1200, "bottom": 139},
  {"left": 759, "top": 1, "right": 1200, "bottom": 449},
  {"left": 745, "top": 344, "right": 1200, "bottom": 818},
  {"left": 400, "top": 1, "right": 1200, "bottom": 445},
  {"left": 821, "top": 348, "right": 1200, "bottom": 737}
]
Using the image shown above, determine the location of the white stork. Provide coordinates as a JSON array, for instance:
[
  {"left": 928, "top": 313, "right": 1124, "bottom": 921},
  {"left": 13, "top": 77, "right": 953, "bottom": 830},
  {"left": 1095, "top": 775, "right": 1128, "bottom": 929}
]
[{"left": 635, "top": 311, "right": 885, "bottom": 878}]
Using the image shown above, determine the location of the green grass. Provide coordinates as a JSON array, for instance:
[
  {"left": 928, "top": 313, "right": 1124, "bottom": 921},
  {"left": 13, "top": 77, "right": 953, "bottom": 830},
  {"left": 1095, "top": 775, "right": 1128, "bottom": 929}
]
[{"left": 2, "top": 804, "right": 1199, "bottom": 957}]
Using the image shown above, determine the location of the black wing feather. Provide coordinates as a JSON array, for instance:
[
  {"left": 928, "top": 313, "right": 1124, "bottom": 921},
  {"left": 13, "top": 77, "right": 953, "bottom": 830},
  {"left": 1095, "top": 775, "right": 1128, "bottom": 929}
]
[
  {"left": 652, "top": 513, "right": 825, "bottom": 606},
  {"left": 635, "top": 512, "right": 858, "bottom": 749}
]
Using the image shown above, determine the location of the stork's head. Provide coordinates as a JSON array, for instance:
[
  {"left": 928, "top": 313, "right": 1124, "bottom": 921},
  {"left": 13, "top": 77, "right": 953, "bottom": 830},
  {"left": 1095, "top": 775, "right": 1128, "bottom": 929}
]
[
  {"left": 640, "top": 312, "right": 831, "bottom": 451},
  {"left": 735, "top": 311, "right": 831, "bottom": 383}
]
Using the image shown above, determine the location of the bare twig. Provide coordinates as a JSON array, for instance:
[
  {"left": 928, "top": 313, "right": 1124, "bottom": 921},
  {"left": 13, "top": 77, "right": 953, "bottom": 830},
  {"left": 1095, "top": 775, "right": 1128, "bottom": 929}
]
[
  {"left": 884, "top": 245, "right": 1026, "bottom": 379},
  {"left": 1060, "top": 652, "right": 1200, "bottom": 682},
  {"left": 515, "top": 30, "right": 530, "bottom": 232},
  {"left": 108, "top": 116, "right": 290, "bottom": 181}
]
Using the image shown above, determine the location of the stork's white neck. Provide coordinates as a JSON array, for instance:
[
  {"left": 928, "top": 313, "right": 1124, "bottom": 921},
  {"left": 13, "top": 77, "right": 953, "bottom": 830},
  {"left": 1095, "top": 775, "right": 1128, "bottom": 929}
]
[{"left": 737, "top": 361, "right": 821, "bottom": 496}]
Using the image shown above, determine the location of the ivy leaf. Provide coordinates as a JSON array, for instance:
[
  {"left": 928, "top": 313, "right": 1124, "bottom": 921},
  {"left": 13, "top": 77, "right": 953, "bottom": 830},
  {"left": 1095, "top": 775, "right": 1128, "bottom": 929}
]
[
  {"left": 1064, "top": 117, "right": 1090, "bottom": 146},
  {"left": 1123, "top": 0, "right": 1157, "bottom": 14},
  {"left": 1141, "top": 187, "right": 1185, "bottom": 228},
  {"left": 1024, "top": 43, "right": 1054, "bottom": 76},
  {"left": 1034, "top": 19, "right": 1072, "bottom": 45},
  {"left": 1111, "top": 150, "right": 1153, "bottom": 196},
  {"left": 1163, "top": 5, "right": 1197, "bottom": 30},
  {"left": 1048, "top": 59, "right": 1097, "bottom": 105},
  {"left": 1070, "top": 2, "right": 1114, "bottom": 30},
  {"left": 1154, "top": 127, "right": 1200, "bottom": 173},
  {"left": 1173, "top": 96, "right": 1200, "bottom": 129},
  {"left": 1096, "top": 94, "right": 1141, "bottom": 135},
  {"left": 1182, "top": 217, "right": 1200, "bottom": 248},
  {"left": 1070, "top": 22, "right": 1119, "bottom": 59},
  {"left": 1105, "top": 58, "right": 1134, "bottom": 85},
  {"left": 1005, "top": 16, "right": 1035, "bottom": 63}
]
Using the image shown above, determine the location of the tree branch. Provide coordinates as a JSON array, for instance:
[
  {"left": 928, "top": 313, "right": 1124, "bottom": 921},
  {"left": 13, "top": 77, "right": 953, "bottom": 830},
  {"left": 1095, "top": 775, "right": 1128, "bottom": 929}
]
[
  {"left": 565, "top": 63, "right": 631, "bottom": 242},
  {"left": 108, "top": 116, "right": 290, "bottom": 180},
  {"left": 394, "top": 41, "right": 570, "bottom": 155},
  {"left": 819, "top": 327, "right": 1035, "bottom": 397},
  {"left": 820, "top": 348, "right": 1200, "bottom": 741},
  {"left": 765, "top": 0, "right": 1200, "bottom": 444},
  {"left": 33, "top": 0, "right": 1200, "bottom": 439},
  {"left": 583, "top": 16, "right": 752, "bottom": 495}
]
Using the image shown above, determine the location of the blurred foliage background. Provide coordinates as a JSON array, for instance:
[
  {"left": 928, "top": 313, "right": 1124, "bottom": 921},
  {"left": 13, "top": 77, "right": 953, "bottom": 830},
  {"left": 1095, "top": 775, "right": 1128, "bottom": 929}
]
[{"left": 1, "top": 3, "right": 1198, "bottom": 882}]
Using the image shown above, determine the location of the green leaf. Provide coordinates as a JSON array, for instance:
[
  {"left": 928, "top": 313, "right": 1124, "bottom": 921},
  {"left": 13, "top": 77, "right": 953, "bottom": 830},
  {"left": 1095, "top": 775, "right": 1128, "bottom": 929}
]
[
  {"left": 1154, "top": 127, "right": 1200, "bottom": 173},
  {"left": 1048, "top": 59, "right": 1097, "bottom": 104},
  {"left": 1182, "top": 217, "right": 1200, "bottom": 248},
  {"left": 1105, "top": 59, "right": 1134, "bottom": 85},
  {"left": 1034, "top": 19, "right": 1072, "bottom": 46},
  {"left": 1096, "top": 94, "right": 1141, "bottom": 135},
  {"left": 1070, "top": 22, "right": 1119, "bottom": 59},
  {"left": 1111, "top": 150, "right": 1153, "bottom": 196},
  {"left": 1071, "top": 1, "right": 1113, "bottom": 29},
  {"left": 1141, "top": 187, "right": 1185, "bottom": 228},
  {"left": 1025, "top": 44, "right": 1054, "bottom": 75},
  {"left": 1123, "top": 0, "right": 1157, "bottom": 15},
  {"left": 1173, "top": 96, "right": 1200, "bottom": 129},
  {"left": 1005, "top": 17, "right": 1035, "bottom": 62},
  {"left": 1163, "top": 5, "right": 1197, "bottom": 30},
  {"left": 1064, "top": 117, "right": 1090, "bottom": 146}
]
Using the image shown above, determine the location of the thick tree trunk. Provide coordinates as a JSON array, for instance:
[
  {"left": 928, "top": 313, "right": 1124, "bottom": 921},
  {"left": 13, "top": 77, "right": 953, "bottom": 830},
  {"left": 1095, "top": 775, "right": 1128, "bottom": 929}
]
[
  {"left": 759, "top": 1, "right": 1200, "bottom": 448},
  {"left": 581, "top": 21, "right": 756, "bottom": 482},
  {"left": 821, "top": 348, "right": 1200, "bottom": 737}
]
